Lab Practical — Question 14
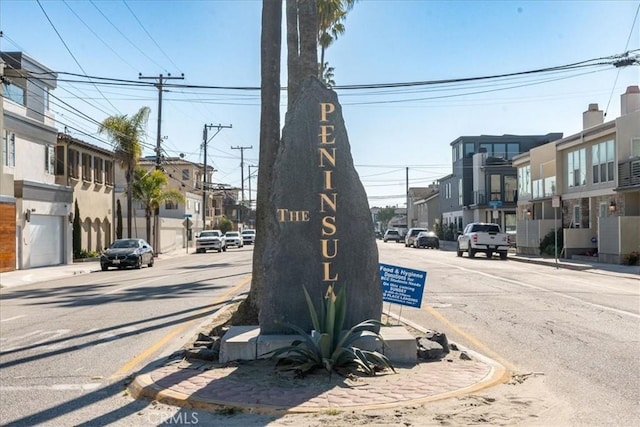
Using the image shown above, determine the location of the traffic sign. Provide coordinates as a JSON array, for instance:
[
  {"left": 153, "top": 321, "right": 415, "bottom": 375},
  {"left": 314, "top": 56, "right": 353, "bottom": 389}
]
[{"left": 183, "top": 218, "right": 193, "bottom": 228}]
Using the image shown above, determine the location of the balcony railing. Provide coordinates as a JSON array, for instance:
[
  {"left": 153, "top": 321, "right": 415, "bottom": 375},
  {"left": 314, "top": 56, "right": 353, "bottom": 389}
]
[
  {"left": 471, "top": 190, "right": 517, "bottom": 206},
  {"left": 618, "top": 158, "right": 640, "bottom": 188}
]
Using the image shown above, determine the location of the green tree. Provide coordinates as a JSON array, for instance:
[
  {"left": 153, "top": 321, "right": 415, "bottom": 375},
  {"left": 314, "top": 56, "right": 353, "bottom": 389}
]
[
  {"left": 218, "top": 217, "right": 233, "bottom": 234},
  {"left": 98, "top": 106, "right": 150, "bottom": 238},
  {"left": 131, "top": 168, "right": 185, "bottom": 246},
  {"left": 376, "top": 206, "right": 396, "bottom": 230},
  {"left": 318, "top": 0, "right": 357, "bottom": 81},
  {"left": 72, "top": 200, "right": 81, "bottom": 259},
  {"left": 116, "top": 199, "right": 123, "bottom": 240}
]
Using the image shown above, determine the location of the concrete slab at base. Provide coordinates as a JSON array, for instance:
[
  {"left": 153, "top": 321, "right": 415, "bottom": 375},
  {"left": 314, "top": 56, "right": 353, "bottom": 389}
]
[
  {"left": 218, "top": 326, "right": 259, "bottom": 363},
  {"left": 220, "top": 325, "right": 417, "bottom": 365}
]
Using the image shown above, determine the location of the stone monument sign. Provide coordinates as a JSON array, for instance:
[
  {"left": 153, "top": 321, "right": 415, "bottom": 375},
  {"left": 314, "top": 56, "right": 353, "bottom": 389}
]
[{"left": 260, "top": 77, "right": 382, "bottom": 334}]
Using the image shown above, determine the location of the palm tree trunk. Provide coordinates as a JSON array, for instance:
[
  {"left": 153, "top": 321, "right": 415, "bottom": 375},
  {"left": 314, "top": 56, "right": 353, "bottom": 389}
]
[
  {"left": 244, "top": 0, "right": 282, "bottom": 323},
  {"left": 146, "top": 208, "right": 152, "bottom": 244},
  {"left": 286, "top": 0, "right": 300, "bottom": 110},
  {"left": 298, "top": 0, "right": 318, "bottom": 80},
  {"left": 126, "top": 167, "right": 133, "bottom": 238}
]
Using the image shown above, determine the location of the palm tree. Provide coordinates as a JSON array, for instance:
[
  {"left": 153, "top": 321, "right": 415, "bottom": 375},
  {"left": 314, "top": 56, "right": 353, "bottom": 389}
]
[
  {"left": 131, "top": 168, "right": 184, "bottom": 246},
  {"left": 317, "top": 0, "right": 357, "bottom": 82},
  {"left": 98, "top": 106, "right": 151, "bottom": 238}
]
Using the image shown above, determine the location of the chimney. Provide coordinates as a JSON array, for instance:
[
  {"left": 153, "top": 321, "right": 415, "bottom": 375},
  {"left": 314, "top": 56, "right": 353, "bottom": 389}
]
[
  {"left": 583, "top": 103, "right": 603, "bottom": 129},
  {"left": 621, "top": 85, "right": 640, "bottom": 115}
]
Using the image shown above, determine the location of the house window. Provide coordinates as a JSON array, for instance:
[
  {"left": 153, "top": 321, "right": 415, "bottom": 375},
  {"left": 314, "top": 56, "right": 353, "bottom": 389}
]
[
  {"left": 458, "top": 178, "right": 463, "bottom": 205},
  {"left": 592, "top": 140, "right": 614, "bottom": 184},
  {"left": 518, "top": 165, "right": 531, "bottom": 198},
  {"left": 55, "top": 146, "right": 65, "bottom": 175},
  {"left": 567, "top": 148, "right": 586, "bottom": 187},
  {"left": 68, "top": 149, "right": 79, "bottom": 179},
  {"left": 573, "top": 205, "right": 581, "bottom": 228},
  {"left": 95, "top": 158, "right": 104, "bottom": 183},
  {"left": 544, "top": 176, "right": 556, "bottom": 197},
  {"left": 165, "top": 200, "right": 178, "bottom": 210},
  {"left": 2, "top": 81, "right": 25, "bottom": 106},
  {"left": 464, "top": 143, "right": 475, "bottom": 157},
  {"left": 493, "top": 143, "right": 506, "bottom": 159},
  {"left": 599, "top": 202, "right": 608, "bottom": 218},
  {"left": 2, "top": 130, "right": 16, "bottom": 167},
  {"left": 632, "top": 138, "right": 640, "bottom": 157},
  {"left": 195, "top": 201, "right": 200, "bottom": 213},
  {"left": 505, "top": 176, "right": 517, "bottom": 202},
  {"left": 490, "top": 174, "right": 501, "bottom": 201},
  {"left": 182, "top": 169, "right": 190, "bottom": 180},
  {"left": 45, "top": 145, "right": 55, "bottom": 174},
  {"left": 82, "top": 153, "right": 92, "bottom": 181},
  {"left": 507, "top": 143, "right": 520, "bottom": 160},
  {"left": 105, "top": 161, "right": 114, "bottom": 185}
]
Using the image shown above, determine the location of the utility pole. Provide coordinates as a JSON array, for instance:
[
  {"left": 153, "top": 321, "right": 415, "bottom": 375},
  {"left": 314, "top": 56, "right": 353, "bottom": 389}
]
[
  {"left": 248, "top": 165, "right": 258, "bottom": 209},
  {"left": 406, "top": 167, "right": 410, "bottom": 226},
  {"left": 231, "top": 145, "right": 253, "bottom": 204},
  {"left": 138, "top": 73, "right": 183, "bottom": 255},
  {"left": 138, "top": 73, "right": 184, "bottom": 168},
  {"left": 202, "top": 124, "right": 232, "bottom": 230},
  {"left": 231, "top": 145, "right": 252, "bottom": 226}
]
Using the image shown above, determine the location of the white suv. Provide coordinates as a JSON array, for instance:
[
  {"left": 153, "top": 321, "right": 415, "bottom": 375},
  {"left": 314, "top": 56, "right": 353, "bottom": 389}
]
[
  {"left": 241, "top": 229, "right": 256, "bottom": 245},
  {"left": 195, "top": 230, "right": 227, "bottom": 253}
]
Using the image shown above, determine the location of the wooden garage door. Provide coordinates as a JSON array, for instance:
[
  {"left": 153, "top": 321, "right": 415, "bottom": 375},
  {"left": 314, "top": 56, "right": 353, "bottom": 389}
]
[{"left": 0, "top": 202, "right": 16, "bottom": 272}]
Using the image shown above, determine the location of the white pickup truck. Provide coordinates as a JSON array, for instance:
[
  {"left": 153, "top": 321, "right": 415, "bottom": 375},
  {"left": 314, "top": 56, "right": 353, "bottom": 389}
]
[
  {"left": 456, "top": 222, "right": 509, "bottom": 260},
  {"left": 195, "top": 230, "right": 227, "bottom": 253}
]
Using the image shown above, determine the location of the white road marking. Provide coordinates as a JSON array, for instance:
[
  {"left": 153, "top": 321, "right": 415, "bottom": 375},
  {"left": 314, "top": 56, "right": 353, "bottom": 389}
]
[
  {"left": 429, "top": 260, "right": 640, "bottom": 319},
  {"left": 0, "top": 383, "right": 102, "bottom": 391},
  {"left": 0, "top": 315, "right": 26, "bottom": 323}
]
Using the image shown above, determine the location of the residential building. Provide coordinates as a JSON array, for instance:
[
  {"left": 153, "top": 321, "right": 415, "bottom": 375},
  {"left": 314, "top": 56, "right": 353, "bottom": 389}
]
[
  {"left": 115, "top": 156, "right": 238, "bottom": 253},
  {"left": 407, "top": 184, "right": 439, "bottom": 230},
  {"left": 1, "top": 52, "right": 72, "bottom": 270},
  {"left": 439, "top": 133, "right": 562, "bottom": 239},
  {"left": 55, "top": 133, "right": 115, "bottom": 253},
  {"left": 514, "top": 86, "right": 640, "bottom": 263}
]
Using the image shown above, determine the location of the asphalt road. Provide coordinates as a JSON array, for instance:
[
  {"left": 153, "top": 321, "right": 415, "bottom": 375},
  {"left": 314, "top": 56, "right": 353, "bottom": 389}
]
[
  {"left": 0, "top": 246, "right": 253, "bottom": 426},
  {"left": 377, "top": 241, "right": 640, "bottom": 426},
  {"left": 1, "top": 243, "right": 638, "bottom": 426}
]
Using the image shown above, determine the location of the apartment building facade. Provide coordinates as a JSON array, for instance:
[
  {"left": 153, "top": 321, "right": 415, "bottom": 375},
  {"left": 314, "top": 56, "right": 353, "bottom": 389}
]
[{"left": 514, "top": 86, "right": 640, "bottom": 263}]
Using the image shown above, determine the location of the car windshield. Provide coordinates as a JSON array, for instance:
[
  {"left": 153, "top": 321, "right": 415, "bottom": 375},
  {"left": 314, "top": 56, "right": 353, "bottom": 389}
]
[
  {"left": 226, "top": 232, "right": 239, "bottom": 237},
  {"left": 472, "top": 224, "right": 501, "bottom": 233},
  {"left": 112, "top": 240, "right": 138, "bottom": 249},
  {"left": 200, "top": 231, "right": 219, "bottom": 238},
  {"left": 242, "top": 230, "right": 255, "bottom": 235},
  {"left": 387, "top": 231, "right": 398, "bottom": 235}
]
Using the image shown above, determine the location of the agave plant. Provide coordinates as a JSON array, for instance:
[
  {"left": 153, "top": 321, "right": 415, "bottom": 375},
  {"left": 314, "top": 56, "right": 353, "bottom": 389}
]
[{"left": 264, "top": 284, "right": 395, "bottom": 377}]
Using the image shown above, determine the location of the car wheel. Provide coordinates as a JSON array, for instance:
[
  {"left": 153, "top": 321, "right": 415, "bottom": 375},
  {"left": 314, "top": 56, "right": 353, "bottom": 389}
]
[
  {"left": 223, "top": 246, "right": 227, "bottom": 252},
  {"left": 456, "top": 245, "right": 463, "bottom": 257},
  {"left": 500, "top": 251, "right": 508, "bottom": 260},
  {"left": 469, "top": 248, "right": 476, "bottom": 258},
  {"left": 435, "top": 245, "right": 440, "bottom": 250},
  {"left": 101, "top": 264, "right": 108, "bottom": 271},
  {"left": 487, "top": 251, "right": 493, "bottom": 259},
  {"left": 148, "top": 257, "right": 154, "bottom": 267},
  {"left": 136, "top": 258, "right": 142, "bottom": 269}
]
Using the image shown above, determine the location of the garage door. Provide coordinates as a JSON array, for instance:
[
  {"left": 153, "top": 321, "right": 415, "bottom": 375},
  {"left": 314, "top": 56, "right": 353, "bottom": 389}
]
[{"left": 30, "top": 214, "right": 63, "bottom": 268}]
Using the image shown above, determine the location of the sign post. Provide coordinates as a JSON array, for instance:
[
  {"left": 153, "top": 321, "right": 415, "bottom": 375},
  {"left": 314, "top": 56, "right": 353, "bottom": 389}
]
[
  {"left": 552, "top": 196, "right": 561, "bottom": 269},
  {"left": 183, "top": 214, "right": 193, "bottom": 254}
]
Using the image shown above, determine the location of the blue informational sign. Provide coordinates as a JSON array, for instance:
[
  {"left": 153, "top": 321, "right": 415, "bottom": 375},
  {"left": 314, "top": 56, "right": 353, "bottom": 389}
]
[
  {"left": 379, "top": 263, "right": 427, "bottom": 308},
  {"left": 488, "top": 200, "right": 503, "bottom": 209}
]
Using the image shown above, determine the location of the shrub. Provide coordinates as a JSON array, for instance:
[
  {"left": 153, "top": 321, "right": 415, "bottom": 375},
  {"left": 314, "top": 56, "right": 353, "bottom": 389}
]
[
  {"left": 540, "top": 228, "right": 563, "bottom": 256},
  {"left": 264, "top": 284, "right": 395, "bottom": 378},
  {"left": 77, "top": 249, "right": 100, "bottom": 259},
  {"left": 624, "top": 251, "right": 639, "bottom": 266}
]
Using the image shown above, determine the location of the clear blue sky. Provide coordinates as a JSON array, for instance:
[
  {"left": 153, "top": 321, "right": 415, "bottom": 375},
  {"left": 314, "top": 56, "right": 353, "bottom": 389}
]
[{"left": 1, "top": 0, "right": 638, "bottom": 208}]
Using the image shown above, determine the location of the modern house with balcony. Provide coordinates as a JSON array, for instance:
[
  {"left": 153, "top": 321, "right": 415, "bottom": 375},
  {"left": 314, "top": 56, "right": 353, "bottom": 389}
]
[
  {"left": 439, "top": 133, "right": 562, "bottom": 239},
  {"left": 0, "top": 52, "right": 72, "bottom": 270},
  {"left": 514, "top": 86, "right": 640, "bottom": 264}
]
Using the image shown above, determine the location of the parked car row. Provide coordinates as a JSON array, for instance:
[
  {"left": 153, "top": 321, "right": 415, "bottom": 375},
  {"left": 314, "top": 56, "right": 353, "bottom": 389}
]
[{"left": 195, "top": 229, "right": 256, "bottom": 253}]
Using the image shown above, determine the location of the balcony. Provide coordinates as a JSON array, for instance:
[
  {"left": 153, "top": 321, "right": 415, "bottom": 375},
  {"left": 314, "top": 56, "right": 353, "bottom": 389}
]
[
  {"left": 618, "top": 157, "right": 640, "bottom": 189},
  {"left": 470, "top": 190, "right": 517, "bottom": 207}
]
